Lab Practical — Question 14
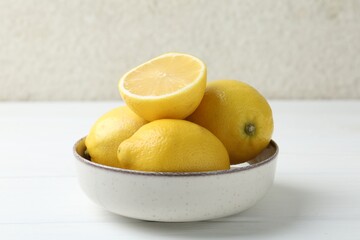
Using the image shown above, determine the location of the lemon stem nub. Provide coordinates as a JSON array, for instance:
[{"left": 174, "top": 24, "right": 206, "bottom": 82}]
[{"left": 244, "top": 123, "right": 256, "bottom": 136}]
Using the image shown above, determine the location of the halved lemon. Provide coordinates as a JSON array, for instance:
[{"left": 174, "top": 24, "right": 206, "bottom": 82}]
[{"left": 118, "top": 52, "right": 207, "bottom": 121}]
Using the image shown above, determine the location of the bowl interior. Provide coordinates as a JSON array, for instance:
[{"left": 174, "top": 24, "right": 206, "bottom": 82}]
[{"left": 73, "top": 137, "right": 278, "bottom": 176}]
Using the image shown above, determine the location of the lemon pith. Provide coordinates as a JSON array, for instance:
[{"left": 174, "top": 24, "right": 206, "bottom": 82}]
[{"left": 118, "top": 52, "right": 207, "bottom": 121}]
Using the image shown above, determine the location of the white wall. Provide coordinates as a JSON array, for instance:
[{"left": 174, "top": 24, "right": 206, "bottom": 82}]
[{"left": 1, "top": 0, "right": 359, "bottom": 100}]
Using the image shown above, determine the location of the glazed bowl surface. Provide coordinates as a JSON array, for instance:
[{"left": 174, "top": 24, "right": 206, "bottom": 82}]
[{"left": 73, "top": 138, "right": 278, "bottom": 222}]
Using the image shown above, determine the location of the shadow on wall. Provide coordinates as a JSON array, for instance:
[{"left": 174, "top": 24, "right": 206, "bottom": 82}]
[{"left": 110, "top": 183, "right": 311, "bottom": 238}]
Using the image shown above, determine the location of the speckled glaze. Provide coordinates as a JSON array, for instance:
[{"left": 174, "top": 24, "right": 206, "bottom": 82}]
[{"left": 73, "top": 137, "right": 278, "bottom": 222}]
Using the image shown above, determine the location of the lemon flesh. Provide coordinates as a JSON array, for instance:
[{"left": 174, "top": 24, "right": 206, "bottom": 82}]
[{"left": 119, "top": 53, "right": 207, "bottom": 121}]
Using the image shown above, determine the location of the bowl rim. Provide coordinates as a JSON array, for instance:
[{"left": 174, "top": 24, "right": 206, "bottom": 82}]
[{"left": 73, "top": 137, "right": 278, "bottom": 177}]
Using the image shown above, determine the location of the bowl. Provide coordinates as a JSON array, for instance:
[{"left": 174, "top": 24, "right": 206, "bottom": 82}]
[{"left": 73, "top": 137, "right": 278, "bottom": 222}]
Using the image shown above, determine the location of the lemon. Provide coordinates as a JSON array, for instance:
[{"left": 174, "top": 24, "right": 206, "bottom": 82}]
[
  {"left": 187, "top": 80, "right": 274, "bottom": 164},
  {"left": 117, "top": 119, "right": 230, "bottom": 172},
  {"left": 118, "top": 52, "right": 207, "bottom": 121},
  {"left": 85, "top": 106, "right": 147, "bottom": 168}
]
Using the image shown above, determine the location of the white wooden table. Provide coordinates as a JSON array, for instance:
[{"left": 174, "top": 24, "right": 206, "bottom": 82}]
[{"left": 1, "top": 101, "right": 359, "bottom": 239}]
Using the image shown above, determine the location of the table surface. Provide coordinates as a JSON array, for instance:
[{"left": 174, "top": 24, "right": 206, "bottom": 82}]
[{"left": 1, "top": 101, "right": 359, "bottom": 240}]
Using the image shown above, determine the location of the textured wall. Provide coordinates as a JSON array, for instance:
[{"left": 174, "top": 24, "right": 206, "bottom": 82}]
[{"left": 1, "top": 0, "right": 359, "bottom": 100}]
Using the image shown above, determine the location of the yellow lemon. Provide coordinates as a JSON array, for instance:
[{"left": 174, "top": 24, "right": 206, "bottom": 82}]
[
  {"left": 85, "top": 106, "right": 147, "bottom": 168},
  {"left": 117, "top": 119, "right": 230, "bottom": 172},
  {"left": 187, "top": 80, "right": 274, "bottom": 164},
  {"left": 118, "top": 52, "right": 207, "bottom": 121}
]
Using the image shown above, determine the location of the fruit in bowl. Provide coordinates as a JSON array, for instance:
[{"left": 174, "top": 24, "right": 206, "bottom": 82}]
[
  {"left": 187, "top": 80, "right": 274, "bottom": 164},
  {"left": 117, "top": 119, "right": 230, "bottom": 172},
  {"left": 85, "top": 106, "right": 147, "bottom": 168},
  {"left": 74, "top": 52, "right": 278, "bottom": 221}
]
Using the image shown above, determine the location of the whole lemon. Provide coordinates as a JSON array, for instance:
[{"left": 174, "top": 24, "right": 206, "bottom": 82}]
[
  {"left": 85, "top": 106, "right": 147, "bottom": 168},
  {"left": 117, "top": 119, "right": 230, "bottom": 172},
  {"left": 187, "top": 80, "right": 274, "bottom": 164}
]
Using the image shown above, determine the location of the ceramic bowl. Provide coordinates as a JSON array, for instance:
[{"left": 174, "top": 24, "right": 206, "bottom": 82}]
[{"left": 73, "top": 137, "right": 278, "bottom": 222}]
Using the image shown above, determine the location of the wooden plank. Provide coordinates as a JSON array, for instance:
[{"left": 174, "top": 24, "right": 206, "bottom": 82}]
[
  {"left": 1, "top": 219, "right": 359, "bottom": 240},
  {"left": 0, "top": 101, "right": 359, "bottom": 239}
]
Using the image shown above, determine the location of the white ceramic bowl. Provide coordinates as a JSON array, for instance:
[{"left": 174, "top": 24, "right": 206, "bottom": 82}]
[{"left": 73, "top": 138, "right": 278, "bottom": 222}]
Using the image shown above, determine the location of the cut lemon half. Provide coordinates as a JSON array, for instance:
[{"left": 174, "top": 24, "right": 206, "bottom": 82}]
[{"left": 118, "top": 52, "right": 207, "bottom": 121}]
